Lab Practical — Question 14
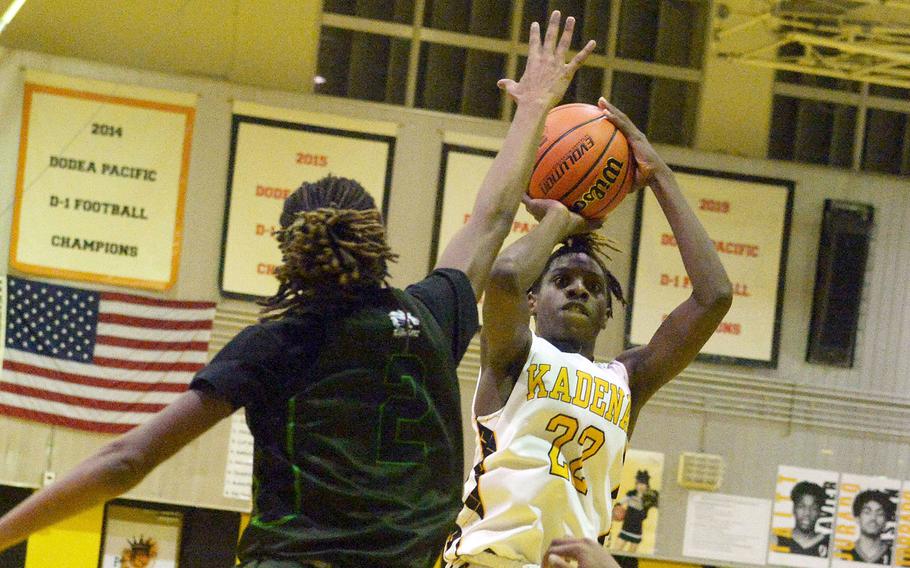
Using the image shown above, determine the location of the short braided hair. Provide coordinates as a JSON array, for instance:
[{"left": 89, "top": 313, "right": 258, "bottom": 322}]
[
  {"left": 259, "top": 175, "right": 398, "bottom": 320},
  {"left": 529, "top": 233, "right": 626, "bottom": 318}
]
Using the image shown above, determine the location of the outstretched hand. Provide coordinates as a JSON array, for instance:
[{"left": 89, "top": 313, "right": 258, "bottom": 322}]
[
  {"left": 543, "top": 537, "right": 623, "bottom": 568},
  {"left": 498, "top": 11, "right": 597, "bottom": 108},
  {"left": 598, "top": 97, "right": 670, "bottom": 191},
  {"left": 522, "top": 194, "right": 602, "bottom": 236}
]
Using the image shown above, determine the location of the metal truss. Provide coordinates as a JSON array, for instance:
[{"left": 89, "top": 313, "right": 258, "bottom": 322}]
[{"left": 715, "top": 0, "right": 910, "bottom": 89}]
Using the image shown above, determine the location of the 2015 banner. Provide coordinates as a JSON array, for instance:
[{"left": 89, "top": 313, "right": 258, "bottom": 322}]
[
  {"left": 11, "top": 71, "right": 196, "bottom": 290},
  {"left": 220, "top": 101, "right": 395, "bottom": 299}
]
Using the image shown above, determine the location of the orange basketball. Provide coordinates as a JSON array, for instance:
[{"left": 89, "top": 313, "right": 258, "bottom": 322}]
[{"left": 529, "top": 103, "right": 634, "bottom": 219}]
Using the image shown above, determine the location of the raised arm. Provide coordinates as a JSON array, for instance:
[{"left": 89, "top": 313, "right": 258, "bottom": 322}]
[
  {"left": 0, "top": 390, "right": 233, "bottom": 552},
  {"left": 435, "top": 11, "right": 596, "bottom": 299},
  {"left": 603, "top": 98, "right": 732, "bottom": 431},
  {"left": 476, "top": 198, "right": 590, "bottom": 414}
]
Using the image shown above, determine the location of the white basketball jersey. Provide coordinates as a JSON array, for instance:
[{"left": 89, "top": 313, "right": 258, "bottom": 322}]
[{"left": 444, "top": 333, "right": 631, "bottom": 568}]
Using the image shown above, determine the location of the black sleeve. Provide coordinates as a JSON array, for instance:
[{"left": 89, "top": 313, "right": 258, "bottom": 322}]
[
  {"left": 405, "top": 268, "right": 479, "bottom": 363},
  {"left": 189, "top": 324, "right": 285, "bottom": 410}
]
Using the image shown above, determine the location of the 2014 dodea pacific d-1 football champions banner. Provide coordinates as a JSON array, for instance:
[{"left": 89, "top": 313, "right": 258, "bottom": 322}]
[
  {"left": 627, "top": 167, "right": 794, "bottom": 367},
  {"left": 11, "top": 71, "right": 196, "bottom": 290},
  {"left": 220, "top": 101, "right": 395, "bottom": 299}
]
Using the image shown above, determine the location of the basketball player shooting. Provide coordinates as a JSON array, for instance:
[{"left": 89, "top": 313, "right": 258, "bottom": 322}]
[
  {"left": 443, "top": 99, "right": 732, "bottom": 567},
  {"left": 0, "top": 11, "right": 598, "bottom": 568}
]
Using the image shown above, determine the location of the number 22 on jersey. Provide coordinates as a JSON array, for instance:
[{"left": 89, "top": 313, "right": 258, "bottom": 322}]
[{"left": 546, "top": 413, "right": 605, "bottom": 495}]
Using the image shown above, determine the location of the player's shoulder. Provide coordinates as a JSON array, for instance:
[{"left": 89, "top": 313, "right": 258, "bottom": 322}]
[{"left": 223, "top": 313, "right": 323, "bottom": 360}]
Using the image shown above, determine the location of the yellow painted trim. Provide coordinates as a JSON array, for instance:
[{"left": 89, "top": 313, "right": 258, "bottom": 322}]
[{"left": 25, "top": 505, "right": 104, "bottom": 568}]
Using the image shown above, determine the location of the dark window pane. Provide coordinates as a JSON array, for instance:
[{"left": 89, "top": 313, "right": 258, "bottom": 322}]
[
  {"left": 416, "top": 43, "right": 463, "bottom": 113},
  {"left": 324, "top": 0, "right": 415, "bottom": 23},
  {"left": 776, "top": 69, "right": 860, "bottom": 92},
  {"left": 862, "top": 109, "right": 907, "bottom": 174},
  {"left": 610, "top": 72, "right": 652, "bottom": 136},
  {"left": 616, "top": 0, "right": 658, "bottom": 62},
  {"left": 769, "top": 95, "right": 856, "bottom": 168},
  {"left": 315, "top": 28, "right": 408, "bottom": 105},
  {"left": 647, "top": 78, "right": 698, "bottom": 146},
  {"left": 425, "top": 0, "right": 512, "bottom": 38},
  {"left": 769, "top": 95, "right": 799, "bottom": 161},
  {"left": 793, "top": 100, "right": 836, "bottom": 165},
  {"left": 575, "top": 66, "right": 604, "bottom": 106},
  {"left": 462, "top": 49, "right": 507, "bottom": 118},
  {"left": 616, "top": 0, "right": 706, "bottom": 68},
  {"left": 654, "top": 0, "right": 707, "bottom": 68},
  {"left": 870, "top": 84, "right": 910, "bottom": 99},
  {"left": 520, "top": 0, "right": 606, "bottom": 52},
  {"left": 315, "top": 27, "right": 353, "bottom": 98},
  {"left": 610, "top": 72, "right": 698, "bottom": 146},
  {"left": 417, "top": 44, "right": 505, "bottom": 118}
]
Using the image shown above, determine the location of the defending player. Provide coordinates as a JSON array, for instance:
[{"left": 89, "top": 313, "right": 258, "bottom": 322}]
[
  {"left": 0, "top": 12, "right": 596, "bottom": 567},
  {"left": 444, "top": 99, "right": 732, "bottom": 567}
]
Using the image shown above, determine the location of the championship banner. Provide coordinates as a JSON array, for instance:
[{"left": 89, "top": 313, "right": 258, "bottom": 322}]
[
  {"left": 897, "top": 481, "right": 910, "bottom": 567},
  {"left": 609, "top": 449, "right": 664, "bottom": 555},
  {"left": 11, "top": 71, "right": 196, "bottom": 290},
  {"left": 832, "top": 473, "right": 900, "bottom": 568},
  {"left": 221, "top": 101, "right": 395, "bottom": 299},
  {"left": 627, "top": 167, "right": 793, "bottom": 367},
  {"left": 432, "top": 133, "right": 541, "bottom": 268},
  {"left": 768, "top": 466, "right": 839, "bottom": 568}
]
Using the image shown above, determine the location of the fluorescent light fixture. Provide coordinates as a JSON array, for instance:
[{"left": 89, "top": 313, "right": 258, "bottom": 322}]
[{"left": 0, "top": 0, "right": 27, "bottom": 36}]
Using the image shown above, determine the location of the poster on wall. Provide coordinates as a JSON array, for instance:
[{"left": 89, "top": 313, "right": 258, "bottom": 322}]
[
  {"left": 99, "top": 503, "right": 183, "bottom": 568},
  {"left": 432, "top": 134, "right": 542, "bottom": 268},
  {"left": 768, "top": 465, "right": 839, "bottom": 567},
  {"left": 682, "top": 491, "right": 772, "bottom": 565},
  {"left": 11, "top": 71, "right": 196, "bottom": 290},
  {"left": 223, "top": 410, "right": 254, "bottom": 501},
  {"left": 608, "top": 449, "right": 664, "bottom": 555},
  {"left": 831, "top": 473, "right": 900, "bottom": 568},
  {"left": 896, "top": 481, "right": 910, "bottom": 567},
  {"left": 432, "top": 133, "right": 542, "bottom": 321},
  {"left": 220, "top": 101, "right": 396, "bottom": 299},
  {"left": 626, "top": 167, "right": 793, "bottom": 367}
]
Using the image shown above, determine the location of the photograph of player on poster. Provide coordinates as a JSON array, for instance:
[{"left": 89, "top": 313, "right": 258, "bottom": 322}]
[
  {"left": 768, "top": 465, "right": 839, "bottom": 568},
  {"left": 609, "top": 449, "right": 664, "bottom": 555},
  {"left": 832, "top": 473, "right": 900, "bottom": 568},
  {"left": 100, "top": 504, "right": 182, "bottom": 568}
]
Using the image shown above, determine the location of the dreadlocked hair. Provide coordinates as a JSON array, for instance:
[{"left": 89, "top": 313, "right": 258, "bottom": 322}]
[
  {"left": 530, "top": 232, "right": 627, "bottom": 319},
  {"left": 259, "top": 175, "right": 399, "bottom": 320}
]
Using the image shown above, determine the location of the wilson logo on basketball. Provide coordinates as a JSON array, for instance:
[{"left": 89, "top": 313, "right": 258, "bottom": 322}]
[
  {"left": 539, "top": 135, "right": 596, "bottom": 196},
  {"left": 572, "top": 157, "right": 623, "bottom": 213}
]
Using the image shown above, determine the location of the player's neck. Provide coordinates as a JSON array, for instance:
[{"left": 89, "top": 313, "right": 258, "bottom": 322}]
[{"left": 549, "top": 337, "right": 595, "bottom": 360}]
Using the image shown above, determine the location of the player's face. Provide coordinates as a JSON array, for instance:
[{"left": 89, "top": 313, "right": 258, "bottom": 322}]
[
  {"left": 530, "top": 253, "right": 609, "bottom": 344},
  {"left": 858, "top": 500, "right": 887, "bottom": 537},
  {"left": 794, "top": 494, "right": 821, "bottom": 532}
]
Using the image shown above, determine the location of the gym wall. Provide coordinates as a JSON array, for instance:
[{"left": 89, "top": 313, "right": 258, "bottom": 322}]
[{"left": 0, "top": 42, "right": 907, "bottom": 567}]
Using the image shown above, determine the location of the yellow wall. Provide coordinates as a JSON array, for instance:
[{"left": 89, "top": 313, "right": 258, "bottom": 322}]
[
  {"left": 25, "top": 505, "right": 104, "bottom": 568},
  {"left": 640, "top": 559, "right": 701, "bottom": 568}
]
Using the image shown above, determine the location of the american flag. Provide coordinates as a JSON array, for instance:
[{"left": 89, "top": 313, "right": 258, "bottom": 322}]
[{"left": 0, "top": 276, "right": 216, "bottom": 434}]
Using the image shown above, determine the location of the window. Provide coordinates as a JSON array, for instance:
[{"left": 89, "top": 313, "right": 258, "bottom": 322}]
[
  {"left": 316, "top": 0, "right": 708, "bottom": 144},
  {"left": 769, "top": 71, "right": 910, "bottom": 174}
]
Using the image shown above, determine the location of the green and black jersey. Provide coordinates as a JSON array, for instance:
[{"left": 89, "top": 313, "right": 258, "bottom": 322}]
[{"left": 190, "top": 269, "right": 478, "bottom": 568}]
